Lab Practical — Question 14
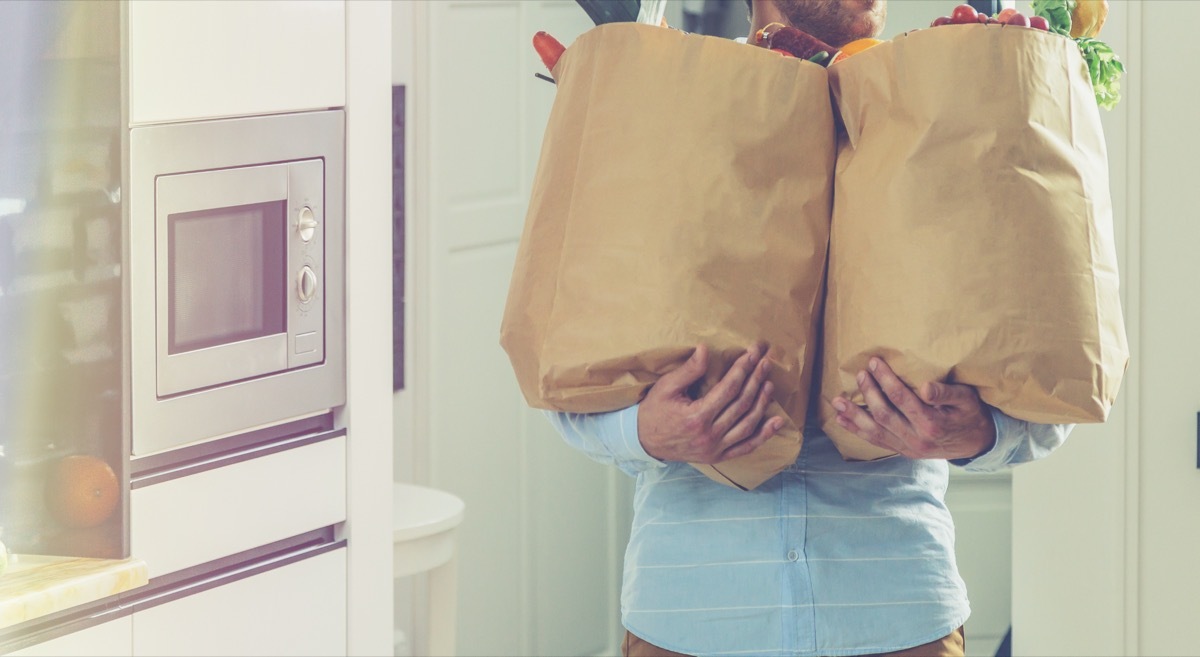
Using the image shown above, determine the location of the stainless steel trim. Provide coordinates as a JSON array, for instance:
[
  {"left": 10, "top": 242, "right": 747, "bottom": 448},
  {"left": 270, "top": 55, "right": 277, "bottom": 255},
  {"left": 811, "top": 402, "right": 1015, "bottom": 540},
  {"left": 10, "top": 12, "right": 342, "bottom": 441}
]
[
  {"left": 130, "top": 529, "right": 343, "bottom": 614},
  {"left": 153, "top": 163, "right": 302, "bottom": 396},
  {"left": 286, "top": 158, "right": 326, "bottom": 370},
  {"left": 129, "top": 110, "right": 346, "bottom": 456},
  {"left": 130, "top": 426, "right": 345, "bottom": 489},
  {"left": 128, "top": 412, "right": 332, "bottom": 477},
  {"left": 0, "top": 529, "right": 342, "bottom": 653},
  {"left": 158, "top": 333, "right": 289, "bottom": 398}
]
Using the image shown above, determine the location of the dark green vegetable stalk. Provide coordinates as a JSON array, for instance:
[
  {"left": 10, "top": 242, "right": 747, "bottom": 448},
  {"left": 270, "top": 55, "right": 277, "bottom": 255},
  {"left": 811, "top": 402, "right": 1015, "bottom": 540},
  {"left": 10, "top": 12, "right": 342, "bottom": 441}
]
[{"left": 1032, "top": 0, "right": 1124, "bottom": 110}]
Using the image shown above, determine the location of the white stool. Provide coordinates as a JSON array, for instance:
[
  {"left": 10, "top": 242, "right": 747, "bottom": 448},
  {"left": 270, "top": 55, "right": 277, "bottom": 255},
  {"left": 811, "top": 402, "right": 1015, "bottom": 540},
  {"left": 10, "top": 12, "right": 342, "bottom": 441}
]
[{"left": 393, "top": 483, "right": 465, "bottom": 657}]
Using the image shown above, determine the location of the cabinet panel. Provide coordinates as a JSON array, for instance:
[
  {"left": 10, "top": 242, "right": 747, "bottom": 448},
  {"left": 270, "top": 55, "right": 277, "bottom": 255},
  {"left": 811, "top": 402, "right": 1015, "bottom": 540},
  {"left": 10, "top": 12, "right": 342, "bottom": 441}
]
[
  {"left": 128, "top": 0, "right": 345, "bottom": 124},
  {"left": 131, "top": 436, "right": 346, "bottom": 579},
  {"left": 132, "top": 548, "right": 346, "bottom": 657},
  {"left": 7, "top": 616, "right": 132, "bottom": 657}
]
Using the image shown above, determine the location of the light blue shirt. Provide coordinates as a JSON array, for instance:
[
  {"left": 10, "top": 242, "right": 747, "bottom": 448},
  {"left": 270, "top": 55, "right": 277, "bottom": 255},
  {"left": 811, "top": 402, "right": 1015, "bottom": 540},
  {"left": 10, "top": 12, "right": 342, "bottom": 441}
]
[{"left": 547, "top": 406, "right": 1070, "bottom": 656}]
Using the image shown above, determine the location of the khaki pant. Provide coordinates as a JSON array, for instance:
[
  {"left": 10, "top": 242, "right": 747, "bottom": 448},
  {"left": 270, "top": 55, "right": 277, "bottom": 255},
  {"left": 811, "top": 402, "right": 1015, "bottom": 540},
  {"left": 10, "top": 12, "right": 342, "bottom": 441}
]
[{"left": 621, "top": 626, "right": 965, "bottom": 657}]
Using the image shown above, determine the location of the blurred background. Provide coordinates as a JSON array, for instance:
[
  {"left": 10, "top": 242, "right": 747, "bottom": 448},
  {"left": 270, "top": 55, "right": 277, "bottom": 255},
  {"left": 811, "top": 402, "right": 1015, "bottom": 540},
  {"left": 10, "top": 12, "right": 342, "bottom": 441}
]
[{"left": 391, "top": 1, "right": 1195, "bottom": 656}]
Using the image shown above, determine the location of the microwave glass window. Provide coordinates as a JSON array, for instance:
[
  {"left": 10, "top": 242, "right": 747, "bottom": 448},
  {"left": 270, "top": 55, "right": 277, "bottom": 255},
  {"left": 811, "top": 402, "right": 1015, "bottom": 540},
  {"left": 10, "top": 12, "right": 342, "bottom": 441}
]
[{"left": 167, "top": 201, "right": 286, "bottom": 353}]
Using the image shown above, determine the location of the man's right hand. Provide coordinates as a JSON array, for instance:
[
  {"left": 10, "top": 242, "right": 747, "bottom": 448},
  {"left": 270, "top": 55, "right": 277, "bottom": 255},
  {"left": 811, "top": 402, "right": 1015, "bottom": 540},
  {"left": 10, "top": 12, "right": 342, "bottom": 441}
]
[{"left": 637, "top": 343, "right": 784, "bottom": 464}]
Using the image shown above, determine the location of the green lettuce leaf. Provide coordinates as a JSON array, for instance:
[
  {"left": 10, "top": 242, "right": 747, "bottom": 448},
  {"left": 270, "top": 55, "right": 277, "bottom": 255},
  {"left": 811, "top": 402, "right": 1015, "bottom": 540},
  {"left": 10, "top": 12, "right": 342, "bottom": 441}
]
[
  {"left": 1033, "top": 0, "right": 1123, "bottom": 109},
  {"left": 1075, "top": 36, "right": 1125, "bottom": 110},
  {"left": 1031, "top": 0, "right": 1076, "bottom": 36}
]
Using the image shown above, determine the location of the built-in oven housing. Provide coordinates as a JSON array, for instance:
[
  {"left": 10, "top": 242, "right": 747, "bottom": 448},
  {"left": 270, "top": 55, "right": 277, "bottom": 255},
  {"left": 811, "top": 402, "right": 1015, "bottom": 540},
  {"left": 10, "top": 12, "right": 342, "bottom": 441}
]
[{"left": 129, "top": 110, "right": 345, "bottom": 457}]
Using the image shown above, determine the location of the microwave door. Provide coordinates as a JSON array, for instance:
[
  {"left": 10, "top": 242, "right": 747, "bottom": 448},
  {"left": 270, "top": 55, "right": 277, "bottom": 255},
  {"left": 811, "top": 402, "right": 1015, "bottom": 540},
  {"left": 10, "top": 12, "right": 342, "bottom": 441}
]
[{"left": 155, "top": 164, "right": 291, "bottom": 397}]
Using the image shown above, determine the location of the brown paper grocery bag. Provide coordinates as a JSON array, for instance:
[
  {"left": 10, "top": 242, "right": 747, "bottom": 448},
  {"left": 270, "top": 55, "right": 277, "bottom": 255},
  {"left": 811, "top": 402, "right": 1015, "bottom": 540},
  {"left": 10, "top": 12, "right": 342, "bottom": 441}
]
[
  {"left": 819, "top": 24, "right": 1129, "bottom": 460},
  {"left": 501, "top": 23, "right": 834, "bottom": 489}
]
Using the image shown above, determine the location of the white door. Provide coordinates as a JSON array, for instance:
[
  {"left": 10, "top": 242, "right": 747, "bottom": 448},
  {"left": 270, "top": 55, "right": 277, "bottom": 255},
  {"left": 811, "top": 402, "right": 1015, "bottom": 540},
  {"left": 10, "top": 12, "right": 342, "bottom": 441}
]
[{"left": 410, "top": 2, "right": 631, "bottom": 655}]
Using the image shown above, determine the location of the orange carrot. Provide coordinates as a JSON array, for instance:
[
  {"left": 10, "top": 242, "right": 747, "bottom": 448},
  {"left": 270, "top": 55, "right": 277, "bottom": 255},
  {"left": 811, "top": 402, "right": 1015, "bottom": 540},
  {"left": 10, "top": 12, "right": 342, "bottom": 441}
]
[{"left": 533, "top": 31, "right": 566, "bottom": 73}]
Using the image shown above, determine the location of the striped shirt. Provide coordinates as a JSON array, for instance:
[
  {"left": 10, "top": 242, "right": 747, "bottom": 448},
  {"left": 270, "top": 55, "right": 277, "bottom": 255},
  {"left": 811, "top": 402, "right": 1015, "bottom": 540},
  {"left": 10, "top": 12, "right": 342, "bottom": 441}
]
[{"left": 547, "top": 406, "right": 1070, "bottom": 656}]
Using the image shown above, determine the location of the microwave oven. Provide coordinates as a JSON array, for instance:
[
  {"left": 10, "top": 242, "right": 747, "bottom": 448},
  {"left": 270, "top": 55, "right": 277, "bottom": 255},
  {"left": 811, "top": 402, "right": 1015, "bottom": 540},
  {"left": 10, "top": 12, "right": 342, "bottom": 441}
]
[{"left": 129, "top": 110, "right": 345, "bottom": 456}]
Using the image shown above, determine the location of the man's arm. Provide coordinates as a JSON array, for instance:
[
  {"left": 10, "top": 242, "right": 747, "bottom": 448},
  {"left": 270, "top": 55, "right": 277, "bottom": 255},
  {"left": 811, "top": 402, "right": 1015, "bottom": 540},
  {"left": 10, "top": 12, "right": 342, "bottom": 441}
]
[
  {"left": 545, "top": 406, "right": 665, "bottom": 478},
  {"left": 831, "top": 357, "right": 1070, "bottom": 465},
  {"left": 948, "top": 410, "right": 1073, "bottom": 473},
  {"left": 544, "top": 343, "right": 784, "bottom": 477}
]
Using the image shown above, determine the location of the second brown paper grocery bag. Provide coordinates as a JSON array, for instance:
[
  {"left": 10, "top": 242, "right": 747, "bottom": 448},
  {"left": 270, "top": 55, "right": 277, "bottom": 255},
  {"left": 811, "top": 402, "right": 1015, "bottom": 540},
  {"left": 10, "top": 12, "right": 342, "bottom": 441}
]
[
  {"left": 500, "top": 24, "right": 834, "bottom": 489},
  {"left": 820, "top": 25, "right": 1129, "bottom": 460}
]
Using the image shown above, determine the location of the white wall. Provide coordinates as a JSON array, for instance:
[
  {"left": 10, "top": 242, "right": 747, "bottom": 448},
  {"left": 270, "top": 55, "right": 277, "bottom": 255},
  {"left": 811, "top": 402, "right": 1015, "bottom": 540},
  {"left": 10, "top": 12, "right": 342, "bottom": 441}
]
[
  {"left": 391, "top": 5, "right": 418, "bottom": 654},
  {"left": 1136, "top": 1, "right": 1200, "bottom": 650},
  {"left": 1013, "top": 1, "right": 1200, "bottom": 655},
  {"left": 403, "top": 2, "right": 631, "bottom": 655},
  {"left": 344, "top": 2, "right": 395, "bottom": 654}
]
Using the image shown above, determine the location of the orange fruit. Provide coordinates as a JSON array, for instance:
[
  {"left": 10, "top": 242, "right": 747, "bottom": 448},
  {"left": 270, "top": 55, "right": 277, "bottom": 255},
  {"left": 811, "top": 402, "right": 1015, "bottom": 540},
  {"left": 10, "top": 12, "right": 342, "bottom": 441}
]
[
  {"left": 45, "top": 455, "right": 119, "bottom": 529},
  {"left": 832, "top": 37, "right": 883, "bottom": 64}
]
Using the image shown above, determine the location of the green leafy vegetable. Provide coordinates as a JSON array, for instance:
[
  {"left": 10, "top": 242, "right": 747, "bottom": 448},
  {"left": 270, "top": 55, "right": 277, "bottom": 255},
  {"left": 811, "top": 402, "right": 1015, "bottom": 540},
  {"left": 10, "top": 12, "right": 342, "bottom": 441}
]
[
  {"left": 1033, "top": 0, "right": 1123, "bottom": 109},
  {"left": 1075, "top": 37, "right": 1125, "bottom": 110},
  {"left": 1031, "top": 0, "right": 1077, "bottom": 37}
]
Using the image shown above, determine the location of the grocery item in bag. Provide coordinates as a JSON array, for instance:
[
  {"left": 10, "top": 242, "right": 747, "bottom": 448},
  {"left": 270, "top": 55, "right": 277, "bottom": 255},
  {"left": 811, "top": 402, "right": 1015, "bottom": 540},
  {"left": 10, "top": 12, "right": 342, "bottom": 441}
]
[
  {"left": 502, "top": 23, "right": 835, "bottom": 489},
  {"left": 820, "top": 24, "right": 1129, "bottom": 459}
]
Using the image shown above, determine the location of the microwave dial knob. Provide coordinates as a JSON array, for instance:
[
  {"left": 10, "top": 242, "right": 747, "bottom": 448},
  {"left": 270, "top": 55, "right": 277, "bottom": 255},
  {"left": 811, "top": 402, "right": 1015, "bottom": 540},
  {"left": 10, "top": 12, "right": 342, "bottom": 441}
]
[
  {"left": 297, "top": 206, "right": 318, "bottom": 242},
  {"left": 297, "top": 266, "right": 318, "bottom": 303}
]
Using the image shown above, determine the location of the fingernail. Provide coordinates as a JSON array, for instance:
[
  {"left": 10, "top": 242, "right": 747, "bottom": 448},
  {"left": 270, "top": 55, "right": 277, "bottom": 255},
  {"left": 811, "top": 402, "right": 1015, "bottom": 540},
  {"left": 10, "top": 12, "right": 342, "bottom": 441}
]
[
  {"left": 833, "top": 399, "right": 847, "bottom": 412},
  {"left": 856, "top": 371, "right": 866, "bottom": 385},
  {"left": 762, "top": 360, "right": 772, "bottom": 373},
  {"left": 869, "top": 358, "right": 879, "bottom": 372}
]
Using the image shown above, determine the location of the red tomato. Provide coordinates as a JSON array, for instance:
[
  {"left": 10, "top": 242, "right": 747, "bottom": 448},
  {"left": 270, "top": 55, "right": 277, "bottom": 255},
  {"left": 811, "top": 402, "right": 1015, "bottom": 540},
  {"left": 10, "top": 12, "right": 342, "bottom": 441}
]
[
  {"left": 997, "top": 8, "right": 1019, "bottom": 22},
  {"left": 931, "top": 16, "right": 953, "bottom": 27},
  {"left": 1005, "top": 12, "right": 1030, "bottom": 27},
  {"left": 950, "top": 4, "right": 978, "bottom": 24},
  {"left": 1029, "top": 16, "right": 1050, "bottom": 30}
]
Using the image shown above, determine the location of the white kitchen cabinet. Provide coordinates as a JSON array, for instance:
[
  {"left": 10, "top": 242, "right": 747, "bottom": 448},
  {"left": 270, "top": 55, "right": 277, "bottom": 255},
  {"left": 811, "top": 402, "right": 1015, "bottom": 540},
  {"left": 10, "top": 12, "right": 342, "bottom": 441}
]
[
  {"left": 7, "top": 617, "right": 132, "bottom": 657},
  {"left": 131, "top": 435, "right": 347, "bottom": 580},
  {"left": 131, "top": 548, "right": 346, "bottom": 657},
  {"left": 128, "top": 0, "right": 345, "bottom": 124}
]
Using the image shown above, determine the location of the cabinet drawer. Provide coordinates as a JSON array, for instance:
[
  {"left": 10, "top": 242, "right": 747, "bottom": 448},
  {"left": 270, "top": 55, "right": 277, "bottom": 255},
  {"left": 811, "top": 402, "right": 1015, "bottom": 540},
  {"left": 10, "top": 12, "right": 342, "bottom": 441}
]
[
  {"left": 6, "top": 616, "right": 132, "bottom": 657},
  {"left": 131, "top": 436, "right": 345, "bottom": 579},
  {"left": 132, "top": 547, "right": 346, "bottom": 657}
]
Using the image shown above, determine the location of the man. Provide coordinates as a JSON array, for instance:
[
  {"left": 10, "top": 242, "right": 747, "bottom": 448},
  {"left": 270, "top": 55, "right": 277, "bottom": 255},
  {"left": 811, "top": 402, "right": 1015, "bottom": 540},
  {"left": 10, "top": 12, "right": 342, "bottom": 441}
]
[{"left": 545, "top": 1, "right": 1072, "bottom": 656}]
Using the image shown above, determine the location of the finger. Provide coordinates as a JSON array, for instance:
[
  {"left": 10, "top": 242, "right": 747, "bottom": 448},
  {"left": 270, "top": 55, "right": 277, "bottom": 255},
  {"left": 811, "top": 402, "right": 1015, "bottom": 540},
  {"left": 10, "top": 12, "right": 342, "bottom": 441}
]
[
  {"left": 857, "top": 368, "right": 912, "bottom": 436},
  {"left": 832, "top": 396, "right": 903, "bottom": 453},
  {"left": 693, "top": 345, "right": 762, "bottom": 420},
  {"left": 712, "top": 356, "right": 772, "bottom": 435},
  {"left": 656, "top": 344, "right": 709, "bottom": 397},
  {"left": 867, "top": 358, "right": 928, "bottom": 422},
  {"left": 916, "top": 380, "right": 976, "bottom": 410},
  {"left": 719, "top": 380, "right": 774, "bottom": 448},
  {"left": 719, "top": 415, "right": 784, "bottom": 462}
]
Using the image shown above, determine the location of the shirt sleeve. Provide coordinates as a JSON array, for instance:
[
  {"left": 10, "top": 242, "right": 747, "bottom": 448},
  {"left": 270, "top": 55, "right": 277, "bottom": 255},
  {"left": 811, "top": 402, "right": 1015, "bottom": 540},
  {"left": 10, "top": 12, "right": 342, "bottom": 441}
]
[
  {"left": 949, "top": 407, "right": 1074, "bottom": 473},
  {"left": 543, "top": 405, "right": 668, "bottom": 478}
]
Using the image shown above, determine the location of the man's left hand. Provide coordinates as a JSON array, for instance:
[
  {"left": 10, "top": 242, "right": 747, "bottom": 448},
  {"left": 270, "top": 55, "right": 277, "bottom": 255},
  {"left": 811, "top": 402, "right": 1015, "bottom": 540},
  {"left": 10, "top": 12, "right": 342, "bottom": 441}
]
[{"left": 831, "top": 357, "right": 996, "bottom": 461}]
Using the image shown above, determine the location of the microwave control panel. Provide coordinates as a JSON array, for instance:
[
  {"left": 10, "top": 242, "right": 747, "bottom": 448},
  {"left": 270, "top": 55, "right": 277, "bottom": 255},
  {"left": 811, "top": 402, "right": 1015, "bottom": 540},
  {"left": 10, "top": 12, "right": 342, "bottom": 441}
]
[{"left": 288, "top": 158, "right": 325, "bottom": 368}]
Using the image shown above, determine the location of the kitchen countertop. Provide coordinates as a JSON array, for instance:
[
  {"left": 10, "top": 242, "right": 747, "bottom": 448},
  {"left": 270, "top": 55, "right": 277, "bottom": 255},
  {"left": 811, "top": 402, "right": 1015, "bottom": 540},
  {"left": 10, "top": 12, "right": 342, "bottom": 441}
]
[{"left": 0, "top": 554, "right": 148, "bottom": 630}]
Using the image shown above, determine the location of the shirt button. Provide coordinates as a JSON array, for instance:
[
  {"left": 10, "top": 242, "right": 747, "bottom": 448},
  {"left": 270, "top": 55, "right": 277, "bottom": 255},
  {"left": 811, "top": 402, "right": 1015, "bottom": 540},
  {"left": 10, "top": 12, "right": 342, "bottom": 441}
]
[{"left": 787, "top": 550, "right": 799, "bottom": 562}]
